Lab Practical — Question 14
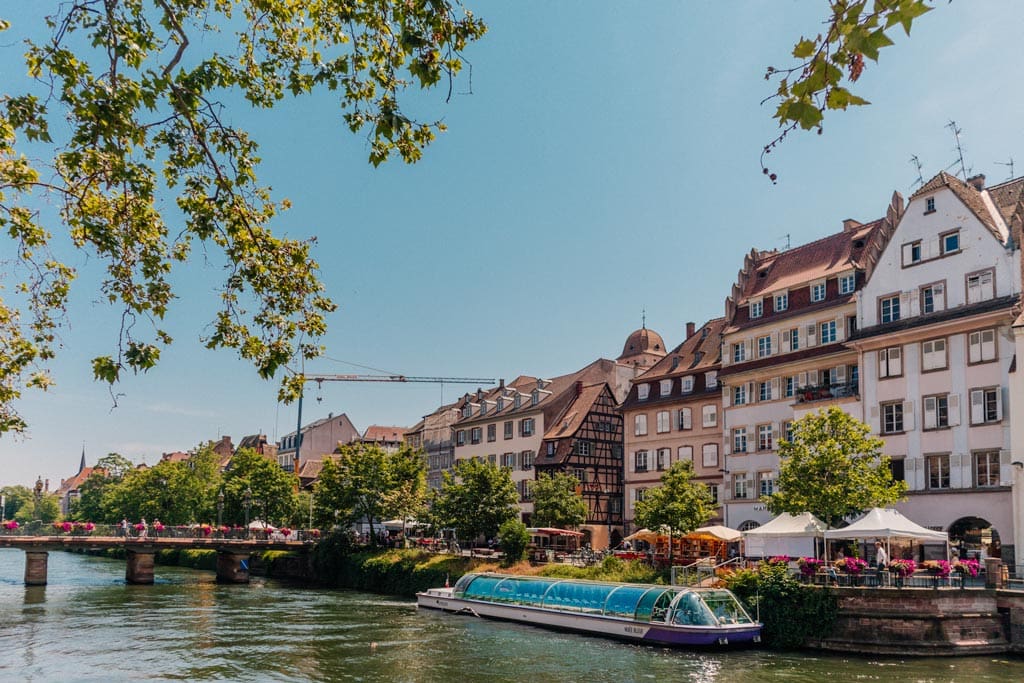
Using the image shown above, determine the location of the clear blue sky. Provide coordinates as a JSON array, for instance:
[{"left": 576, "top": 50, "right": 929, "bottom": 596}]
[{"left": 2, "top": 1, "right": 1021, "bottom": 487}]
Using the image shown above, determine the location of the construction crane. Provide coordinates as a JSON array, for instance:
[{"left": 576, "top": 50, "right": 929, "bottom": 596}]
[{"left": 289, "top": 372, "right": 496, "bottom": 471}]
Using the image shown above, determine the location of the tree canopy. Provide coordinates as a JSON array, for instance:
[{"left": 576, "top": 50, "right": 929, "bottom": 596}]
[
  {"left": 0, "top": 1, "right": 486, "bottom": 433},
  {"left": 221, "top": 447, "right": 299, "bottom": 526},
  {"left": 633, "top": 460, "right": 715, "bottom": 560},
  {"left": 765, "top": 407, "right": 907, "bottom": 528},
  {"left": 430, "top": 457, "right": 518, "bottom": 544},
  {"left": 529, "top": 472, "right": 587, "bottom": 530}
]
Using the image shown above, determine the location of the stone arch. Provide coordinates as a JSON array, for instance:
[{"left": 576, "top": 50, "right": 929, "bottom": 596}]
[{"left": 948, "top": 516, "right": 1001, "bottom": 559}]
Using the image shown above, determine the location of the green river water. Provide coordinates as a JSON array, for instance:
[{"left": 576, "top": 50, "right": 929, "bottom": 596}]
[{"left": 1, "top": 548, "right": 1022, "bottom": 682}]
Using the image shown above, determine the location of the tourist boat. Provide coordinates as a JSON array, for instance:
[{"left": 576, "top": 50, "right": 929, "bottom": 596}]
[{"left": 416, "top": 572, "right": 761, "bottom": 648}]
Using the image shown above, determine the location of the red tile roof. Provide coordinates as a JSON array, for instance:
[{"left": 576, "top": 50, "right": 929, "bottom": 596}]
[{"left": 362, "top": 425, "right": 406, "bottom": 443}]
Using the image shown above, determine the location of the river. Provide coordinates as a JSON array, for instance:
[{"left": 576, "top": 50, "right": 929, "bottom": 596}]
[{"left": 1, "top": 549, "right": 1022, "bottom": 681}]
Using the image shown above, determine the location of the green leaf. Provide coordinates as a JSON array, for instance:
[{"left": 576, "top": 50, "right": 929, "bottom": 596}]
[
  {"left": 792, "top": 38, "right": 816, "bottom": 59},
  {"left": 862, "top": 28, "right": 895, "bottom": 61}
]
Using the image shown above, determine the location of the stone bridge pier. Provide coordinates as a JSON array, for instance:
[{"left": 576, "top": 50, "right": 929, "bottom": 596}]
[
  {"left": 216, "top": 550, "right": 251, "bottom": 584},
  {"left": 126, "top": 548, "right": 156, "bottom": 584},
  {"left": 24, "top": 551, "right": 49, "bottom": 586}
]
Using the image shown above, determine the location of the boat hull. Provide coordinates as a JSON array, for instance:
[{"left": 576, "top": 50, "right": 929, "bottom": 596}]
[{"left": 416, "top": 588, "right": 761, "bottom": 648}]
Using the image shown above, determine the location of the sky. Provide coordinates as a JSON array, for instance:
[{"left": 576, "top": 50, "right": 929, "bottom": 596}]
[{"left": 2, "top": 1, "right": 1022, "bottom": 488}]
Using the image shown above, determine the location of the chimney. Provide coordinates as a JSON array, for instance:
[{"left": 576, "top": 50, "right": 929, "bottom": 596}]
[
  {"left": 842, "top": 218, "right": 862, "bottom": 232},
  {"left": 44, "top": 479, "right": 50, "bottom": 492},
  {"left": 967, "top": 174, "right": 985, "bottom": 191},
  {"left": 686, "top": 321, "right": 696, "bottom": 339},
  {"left": 575, "top": 380, "right": 583, "bottom": 397},
  {"left": 499, "top": 378, "right": 505, "bottom": 389}
]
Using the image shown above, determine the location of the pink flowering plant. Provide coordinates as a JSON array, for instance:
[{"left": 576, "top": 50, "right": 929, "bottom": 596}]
[
  {"left": 280, "top": 528, "right": 292, "bottom": 538},
  {"left": 797, "top": 557, "right": 824, "bottom": 577},
  {"left": 922, "top": 560, "right": 951, "bottom": 577},
  {"left": 153, "top": 522, "right": 165, "bottom": 532},
  {"left": 835, "top": 557, "right": 868, "bottom": 574},
  {"left": 53, "top": 521, "right": 73, "bottom": 533},
  {"left": 888, "top": 558, "right": 916, "bottom": 577},
  {"left": 200, "top": 524, "right": 213, "bottom": 537},
  {"left": 765, "top": 555, "right": 791, "bottom": 566},
  {"left": 952, "top": 558, "right": 980, "bottom": 577},
  {"left": 2, "top": 520, "right": 18, "bottom": 531}
]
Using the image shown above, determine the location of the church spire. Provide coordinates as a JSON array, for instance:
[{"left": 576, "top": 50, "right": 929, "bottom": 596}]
[{"left": 79, "top": 444, "right": 86, "bottom": 474}]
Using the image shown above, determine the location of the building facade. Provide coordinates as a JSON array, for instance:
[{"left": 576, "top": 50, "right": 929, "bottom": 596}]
[{"left": 277, "top": 412, "right": 360, "bottom": 472}]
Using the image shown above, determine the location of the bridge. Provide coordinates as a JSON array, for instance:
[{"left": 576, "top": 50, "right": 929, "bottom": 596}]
[{"left": 0, "top": 525, "right": 316, "bottom": 585}]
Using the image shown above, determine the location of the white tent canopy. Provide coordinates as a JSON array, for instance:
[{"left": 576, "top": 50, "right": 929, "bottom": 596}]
[
  {"left": 689, "top": 525, "right": 742, "bottom": 542},
  {"left": 743, "top": 512, "right": 826, "bottom": 558},
  {"left": 823, "top": 507, "right": 948, "bottom": 543}
]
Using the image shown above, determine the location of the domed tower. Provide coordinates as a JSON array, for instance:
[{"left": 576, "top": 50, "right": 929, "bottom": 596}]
[{"left": 618, "top": 322, "right": 667, "bottom": 370}]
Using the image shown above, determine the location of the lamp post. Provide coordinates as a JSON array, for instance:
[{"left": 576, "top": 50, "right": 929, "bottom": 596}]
[
  {"left": 243, "top": 487, "right": 252, "bottom": 537},
  {"left": 33, "top": 476, "right": 43, "bottom": 522},
  {"left": 217, "top": 490, "right": 225, "bottom": 528}
]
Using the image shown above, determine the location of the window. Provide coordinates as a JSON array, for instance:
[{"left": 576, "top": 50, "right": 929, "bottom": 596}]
[
  {"left": 782, "top": 421, "right": 794, "bottom": 443},
  {"left": 701, "top": 444, "right": 718, "bottom": 468},
  {"left": 839, "top": 273, "right": 855, "bottom": 294},
  {"left": 531, "top": 390, "right": 540, "bottom": 406},
  {"left": 470, "top": 427, "right": 482, "bottom": 444},
  {"left": 575, "top": 440, "right": 592, "bottom": 457},
  {"left": 656, "top": 448, "right": 669, "bottom": 471},
  {"left": 701, "top": 404, "right": 717, "bottom": 427},
  {"left": 811, "top": 282, "right": 826, "bottom": 302},
  {"left": 514, "top": 395, "right": 521, "bottom": 409},
  {"left": 504, "top": 421, "right": 513, "bottom": 439},
  {"left": 733, "top": 473, "right": 750, "bottom": 500},
  {"left": 919, "top": 338, "right": 947, "bottom": 371},
  {"left": 456, "top": 430, "right": 466, "bottom": 446},
  {"left": 758, "top": 380, "right": 771, "bottom": 402},
  {"left": 968, "top": 329, "right": 997, "bottom": 363},
  {"left": 733, "top": 384, "right": 747, "bottom": 405},
  {"left": 775, "top": 293, "right": 788, "bottom": 312},
  {"left": 707, "top": 484, "right": 720, "bottom": 505},
  {"left": 487, "top": 453, "right": 496, "bottom": 465},
  {"left": 502, "top": 452, "right": 516, "bottom": 468},
  {"left": 757, "top": 424, "right": 773, "bottom": 451},
  {"left": 732, "top": 342, "right": 746, "bottom": 363},
  {"left": 634, "top": 450, "right": 649, "bottom": 472},
  {"left": 927, "top": 454, "right": 951, "bottom": 489},
  {"left": 784, "top": 328, "right": 799, "bottom": 352},
  {"left": 660, "top": 379, "right": 672, "bottom": 397},
  {"left": 681, "top": 376, "right": 694, "bottom": 393},
  {"left": 820, "top": 320, "right": 837, "bottom": 344},
  {"left": 519, "top": 479, "right": 532, "bottom": 501},
  {"left": 757, "top": 335, "right": 772, "bottom": 358},
  {"left": 733, "top": 427, "right": 748, "bottom": 453},
  {"left": 882, "top": 402, "right": 904, "bottom": 433},
  {"left": 487, "top": 424, "right": 496, "bottom": 442},
  {"left": 635, "top": 487, "right": 648, "bottom": 504},
  {"left": 903, "top": 240, "right": 922, "bottom": 266},
  {"left": 573, "top": 467, "right": 586, "bottom": 483},
  {"left": 941, "top": 230, "right": 960, "bottom": 254},
  {"left": 521, "top": 450, "right": 534, "bottom": 470},
  {"left": 784, "top": 376, "right": 795, "bottom": 398},
  {"left": 925, "top": 196, "right": 936, "bottom": 213},
  {"left": 521, "top": 418, "right": 535, "bottom": 437},
  {"left": 975, "top": 451, "right": 1000, "bottom": 488},
  {"left": 705, "top": 371, "right": 718, "bottom": 389},
  {"left": 657, "top": 410, "right": 671, "bottom": 433},
  {"left": 759, "top": 471, "right": 776, "bottom": 497},
  {"left": 677, "top": 408, "right": 692, "bottom": 431},
  {"left": 889, "top": 458, "right": 905, "bottom": 482},
  {"left": 923, "top": 394, "right": 950, "bottom": 430},
  {"left": 750, "top": 300, "right": 763, "bottom": 318},
  {"left": 634, "top": 414, "right": 648, "bottom": 436},
  {"left": 678, "top": 446, "right": 694, "bottom": 464},
  {"left": 879, "top": 295, "right": 900, "bottom": 323},
  {"left": 921, "top": 283, "right": 945, "bottom": 314},
  {"left": 878, "top": 347, "right": 902, "bottom": 378},
  {"left": 970, "top": 387, "right": 1002, "bottom": 424},
  {"left": 637, "top": 384, "right": 650, "bottom": 400},
  {"left": 966, "top": 270, "right": 995, "bottom": 304}
]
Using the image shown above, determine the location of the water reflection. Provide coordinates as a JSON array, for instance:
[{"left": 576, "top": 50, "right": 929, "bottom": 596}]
[{"left": 1, "top": 549, "right": 1022, "bottom": 682}]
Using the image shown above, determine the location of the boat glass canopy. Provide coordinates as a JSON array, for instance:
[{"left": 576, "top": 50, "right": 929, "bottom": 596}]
[{"left": 453, "top": 573, "right": 753, "bottom": 627}]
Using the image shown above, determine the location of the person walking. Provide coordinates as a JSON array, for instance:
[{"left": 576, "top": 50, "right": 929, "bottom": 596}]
[
  {"left": 121, "top": 518, "right": 130, "bottom": 538},
  {"left": 139, "top": 518, "right": 148, "bottom": 539},
  {"left": 874, "top": 541, "right": 889, "bottom": 569}
]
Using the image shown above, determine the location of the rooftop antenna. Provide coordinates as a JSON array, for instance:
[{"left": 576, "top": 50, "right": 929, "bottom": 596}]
[
  {"left": 642, "top": 307, "right": 646, "bottom": 329},
  {"left": 909, "top": 155, "right": 925, "bottom": 189},
  {"left": 779, "top": 233, "right": 791, "bottom": 250},
  {"left": 946, "top": 120, "right": 969, "bottom": 180},
  {"left": 996, "top": 158, "right": 1015, "bottom": 180}
]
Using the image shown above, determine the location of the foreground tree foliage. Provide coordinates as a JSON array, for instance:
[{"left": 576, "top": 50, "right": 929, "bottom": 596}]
[
  {"left": 0, "top": 1, "right": 486, "bottom": 433},
  {"left": 313, "top": 442, "right": 427, "bottom": 545},
  {"left": 529, "top": 472, "right": 587, "bottom": 530},
  {"left": 430, "top": 458, "right": 518, "bottom": 546},
  {"left": 633, "top": 460, "right": 715, "bottom": 562},
  {"left": 70, "top": 452, "right": 135, "bottom": 521},
  {"left": 765, "top": 407, "right": 907, "bottom": 528},
  {"left": 221, "top": 447, "right": 299, "bottom": 526}
]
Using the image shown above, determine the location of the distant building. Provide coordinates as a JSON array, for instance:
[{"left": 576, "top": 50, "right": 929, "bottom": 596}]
[
  {"left": 359, "top": 425, "right": 406, "bottom": 453},
  {"left": 236, "top": 434, "right": 278, "bottom": 461},
  {"left": 277, "top": 411, "right": 360, "bottom": 472},
  {"left": 56, "top": 449, "right": 101, "bottom": 516},
  {"left": 405, "top": 402, "right": 461, "bottom": 490}
]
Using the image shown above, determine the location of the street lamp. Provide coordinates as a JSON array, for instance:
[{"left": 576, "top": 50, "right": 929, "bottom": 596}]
[
  {"left": 217, "top": 490, "right": 225, "bottom": 528},
  {"left": 33, "top": 476, "right": 43, "bottom": 522},
  {"left": 243, "top": 487, "right": 252, "bottom": 536}
]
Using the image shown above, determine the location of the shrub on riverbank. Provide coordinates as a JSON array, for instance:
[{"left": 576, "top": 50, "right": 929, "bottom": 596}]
[
  {"left": 723, "top": 563, "right": 837, "bottom": 649},
  {"left": 536, "top": 555, "right": 665, "bottom": 584}
]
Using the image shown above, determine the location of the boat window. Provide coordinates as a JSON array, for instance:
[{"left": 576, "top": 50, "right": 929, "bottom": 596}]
[
  {"left": 453, "top": 573, "right": 477, "bottom": 594},
  {"left": 602, "top": 586, "right": 650, "bottom": 619},
  {"left": 634, "top": 588, "right": 668, "bottom": 623},
  {"left": 670, "top": 591, "right": 717, "bottom": 626},
  {"left": 542, "top": 581, "right": 608, "bottom": 613},
  {"left": 460, "top": 574, "right": 505, "bottom": 600},
  {"left": 699, "top": 590, "right": 754, "bottom": 625},
  {"left": 501, "top": 577, "right": 555, "bottom": 606}
]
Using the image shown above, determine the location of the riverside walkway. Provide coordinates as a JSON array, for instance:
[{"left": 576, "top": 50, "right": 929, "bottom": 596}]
[{"left": 0, "top": 524, "right": 316, "bottom": 585}]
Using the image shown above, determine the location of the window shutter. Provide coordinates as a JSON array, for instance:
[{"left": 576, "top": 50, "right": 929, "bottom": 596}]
[
  {"left": 891, "top": 347, "right": 902, "bottom": 375},
  {"left": 982, "top": 330, "right": 996, "bottom": 360},
  {"left": 835, "top": 365, "right": 846, "bottom": 383},
  {"left": 724, "top": 438, "right": 732, "bottom": 456},
  {"left": 970, "top": 390, "right": 984, "bottom": 425},
  {"left": 834, "top": 315, "right": 845, "bottom": 341},
  {"left": 996, "top": 387, "right": 1005, "bottom": 421},
  {"left": 797, "top": 372, "right": 807, "bottom": 388},
  {"left": 682, "top": 409, "right": 692, "bottom": 430},
  {"left": 934, "top": 283, "right": 945, "bottom": 311},
  {"left": 747, "top": 382, "right": 755, "bottom": 403},
  {"left": 770, "top": 377, "right": 780, "bottom": 400},
  {"left": 745, "top": 338, "right": 753, "bottom": 359},
  {"left": 924, "top": 238, "right": 938, "bottom": 260},
  {"left": 627, "top": 453, "right": 635, "bottom": 473},
  {"left": 806, "top": 324, "right": 817, "bottom": 347},
  {"left": 722, "top": 386, "right": 731, "bottom": 408},
  {"left": 902, "top": 243, "right": 914, "bottom": 265},
  {"left": 899, "top": 290, "right": 912, "bottom": 314},
  {"left": 902, "top": 400, "right": 915, "bottom": 431},
  {"left": 869, "top": 405, "right": 880, "bottom": 434},
  {"left": 771, "top": 422, "right": 780, "bottom": 440},
  {"left": 923, "top": 396, "right": 937, "bottom": 429},
  {"left": 968, "top": 332, "right": 981, "bottom": 363},
  {"left": 948, "top": 394, "right": 961, "bottom": 426},
  {"left": 770, "top": 331, "right": 779, "bottom": 354},
  {"left": 781, "top": 330, "right": 791, "bottom": 353}
]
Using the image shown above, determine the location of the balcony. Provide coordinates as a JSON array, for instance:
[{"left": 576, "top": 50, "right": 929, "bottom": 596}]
[{"left": 795, "top": 382, "right": 859, "bottom": 404}]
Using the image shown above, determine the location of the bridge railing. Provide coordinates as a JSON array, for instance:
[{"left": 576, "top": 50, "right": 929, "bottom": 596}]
[{"left": 1, "top": 521, "right": 321, "bottom": 543}]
